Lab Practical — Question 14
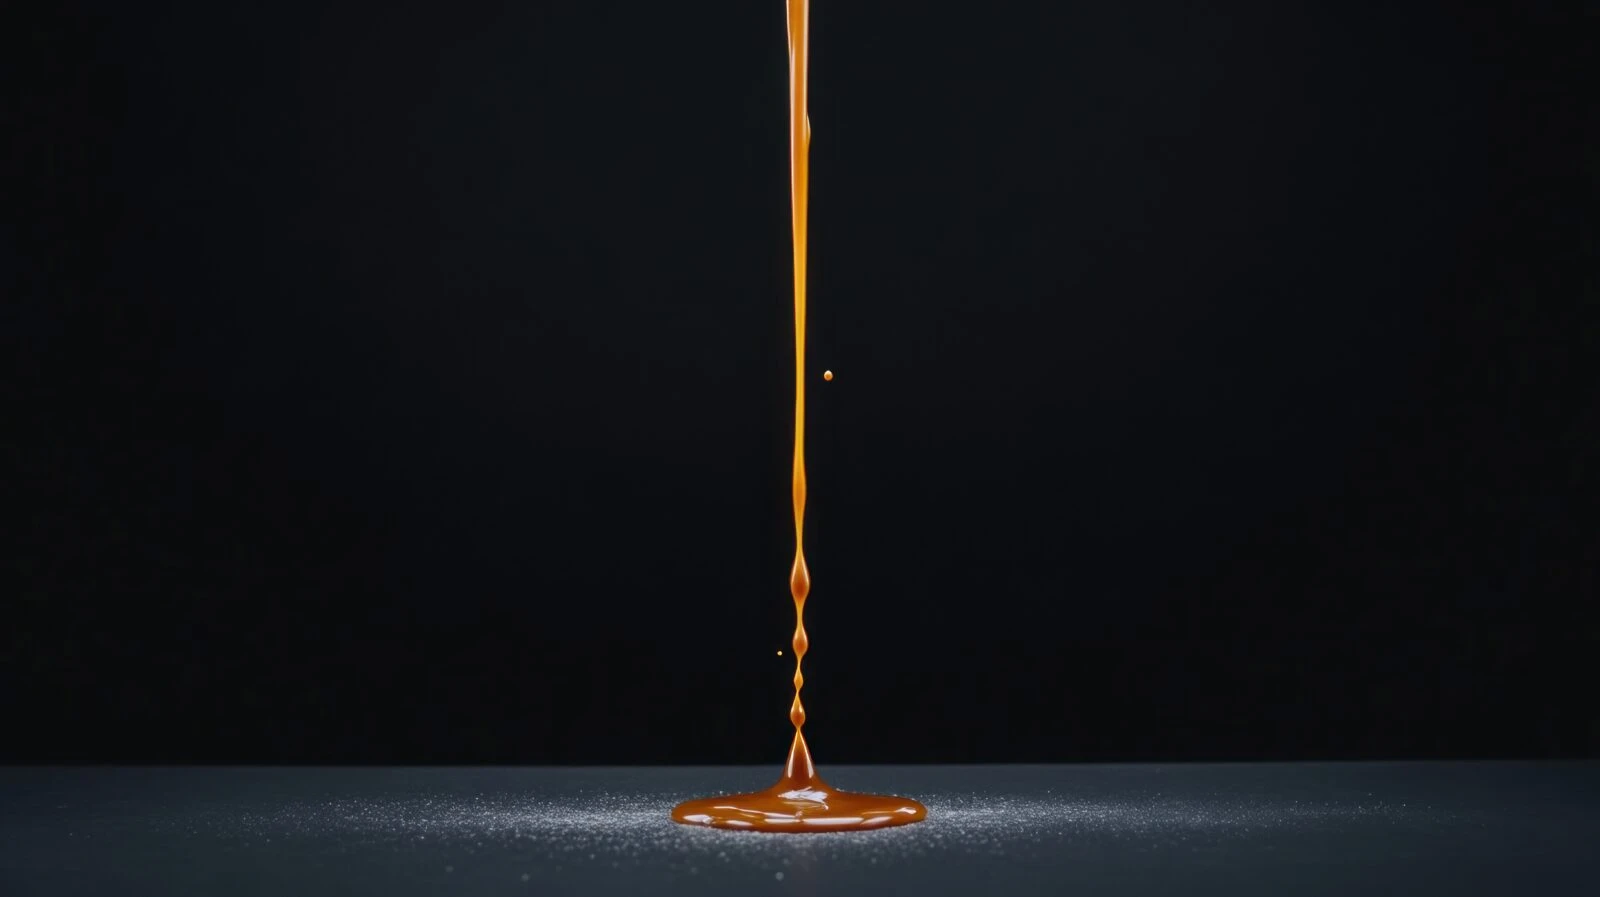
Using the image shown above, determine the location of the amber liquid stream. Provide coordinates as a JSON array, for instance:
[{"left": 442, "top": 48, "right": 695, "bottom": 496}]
[{"left": 669, "top": 0, "right": 927, "bottom": 833}]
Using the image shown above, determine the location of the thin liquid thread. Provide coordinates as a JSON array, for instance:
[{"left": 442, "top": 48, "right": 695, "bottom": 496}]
[{"left": 786, "top": 0, "right": 813, "bottom": 762}]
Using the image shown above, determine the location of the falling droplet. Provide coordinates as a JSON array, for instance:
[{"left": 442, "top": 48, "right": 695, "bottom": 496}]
[{"left": 823, "top": 370, "right": 833, "bottom": 381}]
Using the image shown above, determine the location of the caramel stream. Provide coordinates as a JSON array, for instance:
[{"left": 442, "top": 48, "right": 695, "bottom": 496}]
[{"left": 670, "top": 0, "right": 927, "bottom": 832}]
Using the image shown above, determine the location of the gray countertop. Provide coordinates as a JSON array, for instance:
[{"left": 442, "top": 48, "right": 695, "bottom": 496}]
[{"left": 2, "top": 763, "right": 1595, "bottom": 896}]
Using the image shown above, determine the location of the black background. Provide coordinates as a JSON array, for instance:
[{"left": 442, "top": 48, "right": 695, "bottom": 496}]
[{"left": 3, "top": 0, "right": 1594, "bottom": 765}]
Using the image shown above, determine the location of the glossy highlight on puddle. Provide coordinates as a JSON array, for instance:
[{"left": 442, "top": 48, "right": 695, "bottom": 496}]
[{"left": 670, "top": 0, "right": 926, "bottom": 833}]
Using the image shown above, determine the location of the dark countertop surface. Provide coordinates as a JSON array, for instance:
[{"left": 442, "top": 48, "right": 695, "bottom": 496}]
[{"left": 1, "top": 763, "right": 1596, "bottom": 896}]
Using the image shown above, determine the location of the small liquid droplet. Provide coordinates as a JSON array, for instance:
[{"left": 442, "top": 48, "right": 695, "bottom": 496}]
[
  {"left": 822, "top": 370, "right": 833, "bottom": 381},
  {"left": 777, "top": 650, "right": 783, "bottom": 656}
]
